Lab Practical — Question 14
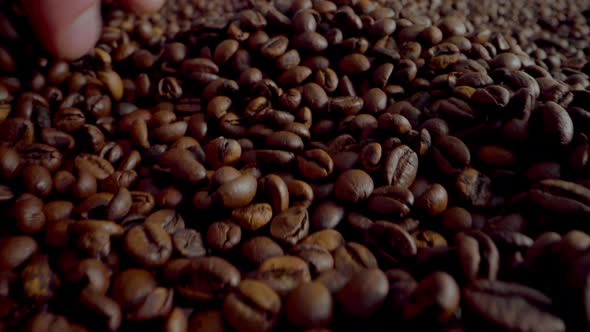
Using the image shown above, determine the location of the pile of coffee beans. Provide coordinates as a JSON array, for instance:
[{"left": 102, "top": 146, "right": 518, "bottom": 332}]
[{"left": 2, "top": 0, "right": 590, "bottom": 331}]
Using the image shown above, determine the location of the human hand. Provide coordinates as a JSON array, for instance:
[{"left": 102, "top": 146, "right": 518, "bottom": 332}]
[{"left": 21, "top": 0, "right": 166, "bottom": 60}]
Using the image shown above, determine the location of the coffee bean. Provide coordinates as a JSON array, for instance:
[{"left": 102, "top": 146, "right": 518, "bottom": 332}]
[
  {"left": 232, "top": 203, "right": 273, "bottom": 231},
  {"left": 216, "top": 174, "right": 258, "bottom": 209},
  {"left": 123, "top": 223, "right": 172, "bottom": 267},
  {"left": 175, "top": 256, "right": 240, "bottom": 302},
  {"left": 173, "top": 229, "right": 206, "bottom": 258},
  {"left": 270, "top": 206, "right": 310, "bottom": 246},
  {"left": 145, "top": 209, "right": 185, "bottom": 234},
  {"left": 223, "top": 279, "right": 280, "bottom": 332},
  {"left": 414, "top": 183, "right": 448, "bottom": 216},
  {"left": 383, "top": 145, "right": 418, "bottom": 189},
  {"left": 402, "top": 271, "right": 460, "bottom": 325},
  {"left": 187, "top": 310, "right": 227, "bottom": 332},
  {"left": 78, "top": 290, "right": 122, "bottom": 332},
  {"left": 333, "top": 242, "right": 378, "bottom": 275},
  {"left": 159, "top": 148, "right": 206, "bottom": 183},
  {"left": 15, "top": 195, "right": 46, "bottom": 234},
  {"left": 367, "top": 185, "right": 414, "bottom": 218},
  {"left": 335, "top": 169, "right": 374, "bottom": 203},
  {"left": 365, "top": 221, "right": 417, "bottom": 265},
  {"left": 311, "top": 200, "right": 344, "bottom": 229},
  {"left": 528, "top": 101, "right": 574, "bottom": 150},
  {"left": 463, "top": 279, "right": 565, "bottom": 332},
  {"left": 257, "top": 255, "right": 312, "bottom": 295},
  {"left": 261, "top": 36, "right": 289, "bottom": 58},
  {"left": 298, "top": 149, "right": 334, "bottom": 179},
  {"left": 337, "top": 268, "right": 388, "bottom": 318},
  {"left": 206, "top": 221, "right": 241, "bottom": 252},
  {"left": 286, "top": 281, "right": 333, "bottom": 328},
  {"left": 0, "top": 236, "right": 38, "bottom": 270},
  {"left": 455, "top": 168, "right": 493, "bottom": 207}
]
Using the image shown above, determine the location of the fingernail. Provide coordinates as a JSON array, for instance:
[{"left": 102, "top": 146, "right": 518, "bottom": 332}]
[{"left": 52, "top": 1, "right": 101, "bottom": 60}]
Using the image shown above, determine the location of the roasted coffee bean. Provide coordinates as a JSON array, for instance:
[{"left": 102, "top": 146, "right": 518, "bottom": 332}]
[
  {"left": 187, "top": 310, "right": 227, "bottom": 332},
  {"left": 206, "top": 221, "right": 241, "bottom": 252},
  {"left": 64, "top": 258, "right": 111, "bottom": 294},
  {"left": 223, "top": 279, "right": 280, "bottom": 332},
  {"left": 232, "top": 203, "right": 273, "bottom": 231},
  {"left": 15, "top": 195, "right": 46, "bottom": 234},
  {"left": 298, "top": 149, "right": 334, "bottom": 179},
  {"left": 286, "top": 281, "right": 333, "bottom": 328},
  {"left": 367, "top": 185, "right": 414, "bottom": 218},
  {"left": 289, "top": 243, "right": 334, "bottom": 275},
  {"left": 455, "top": 230, "right": 500, "bottom": 281},
  {"left": 337, "top": 268, "right": 388, "bottom": 318},
  {"left": 335, "top": 169, "right": 374, "bottom": 203},
  {"left": 402, "top": 271, "right": 460, "bottom": 325},
  {"left": 414, "top": 183, "right": 448, "bottom": 216},
  {"left": 311, "top": 200, "right": 344, "bottom": 229},
  {"left": 528, "top": 102, "right": 574, "bottom": 150},
  {"left": 463, "top": 279, "right": 565, "bottom": 332},
  {"left": 0, "top": 236, "right": 38, "bottom": 270},
  {"left": 159, "top": 148, "right": 206, "bottom": 183},
  {"left": 257, "top": 255, "right": 311, "bottom": 295},
  {"left": 456, "top": 168, "right": 493, "bottom": 208},
  {"left": 333, "top": 242, "right": 378, "bottom": 275},
  {"left": 301, "top": 229, "right": 345, "bottom": 252},
  {"left": 242, "top": 236, "right": 284, "bottom": 266},
  {"left": 270, "top": 206, "right": 310, "bottom": 246},
  {"left": 173, "top": 229, "right": 206, "bottom": 258},
  {"left": 365, "top": 221, "right": 417, "bottom": 265},
  {"left": 384, "top": 145, "right": 418, "bottom": 189},
  {"left": 123, "top": 223, "right": 172, "bottom": 267},
  {"left": 216, "top": 174, "right": 258, "bottom": 209},
  {"left": 145, "top": 209, "right": 185, "bottom": 234},
  {"left": 175, "top": 256, "right": 240, "bottom": 302}
]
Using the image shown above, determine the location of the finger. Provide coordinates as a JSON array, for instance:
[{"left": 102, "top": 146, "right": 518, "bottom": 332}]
[
  {"left": 21, "top": 0, "right": 102, "bottom": 60},
  {"left": 120, "top": 0, "right": 166, "bottom": 14}
]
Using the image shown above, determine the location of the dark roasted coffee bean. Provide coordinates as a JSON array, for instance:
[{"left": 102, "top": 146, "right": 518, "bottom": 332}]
[
  {"left": 383, "top": 145, "right": 418, "bottom": 189},
  {"left": 173, "top": 229, "right": 206, "bottom": 258},
  {"left": 365, "top": 221, "right": 417, "bottom": 265},
  {"left": 455, "top": 230, "right": 500, "bottom": 281},
  {"left": 223, "top": 279, "right": 280, "bottom": 332},
  {"left": 333, "top": 242, "right": 377, "bottom": 275},
  {"left": 206, "top": 220, "right": 241, "bottom": 252},
  {"left": 257, "top": 255, "right": 311, "bottom": 295},
  {"left": 174, "top": 256, "right": 240, "bottom": 302},
  {"left": 0, "top": 236, "right": 38, "bottom": 271},
  {"left": 528, "top": 101, "right": 574, "bottom": 150},
  {"left": 463, "top": 279, "right": 565, "bottom": 332},
  {"left": 216, "top": 174, "right": 258, "bottom": 209},
  {"left": 159, "top": 148, "right": 206, "bottom": 183},
  {"left": 286, "top": 281, "right": 333, "bottom": 328},
  {"left": 335, "top": 169, "right": 374, "bottom": 203},
  {"left": 145, "top": 209, "right": 185, "bottom": 234},
  {"left": 231, "top": 203, "right": 273, "bottom": 231},
  {"left": 187, "top": 310, "right": 227, "bottom": 332},
  {"left": 123, "top": 223, "right": 172, "bottom": 267},
  {"left": 337, "top": 268, "right": 388, "bottom": 318},
  {"left": 402, "top": 271, "right": 460, "bottom": 325},
  {"left": 270, "top": 206, "right": 310, "bottom": 245},
  {"left": 430, "top": 135, "right": 470, "bottom": 176},
  {"left": 289, "top": 239, "right": 334, "bottom": 276}
]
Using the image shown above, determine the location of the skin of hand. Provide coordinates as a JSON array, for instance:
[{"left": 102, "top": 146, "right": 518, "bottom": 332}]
[{"left": 20, "top": 0, "right": 166, "bottom": 60}]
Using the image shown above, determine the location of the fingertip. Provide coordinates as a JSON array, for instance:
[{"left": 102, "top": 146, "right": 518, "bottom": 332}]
[
  {"left": 121, "top": 0, "right": 166, "bottom": 14},
  {"left": 22, "top": 0, "right": 102, "bottom": 60},
  {"left": 52, "top": 2, "right": 102, "bottom": 60}
]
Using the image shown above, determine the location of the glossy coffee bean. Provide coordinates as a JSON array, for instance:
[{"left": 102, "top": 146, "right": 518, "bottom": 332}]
[{"left": 223, "top": 279, "right": 281, "bottom": 332}]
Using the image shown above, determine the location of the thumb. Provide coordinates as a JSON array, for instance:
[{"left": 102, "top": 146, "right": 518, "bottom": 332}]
[{"left": 21, "top": 0, "right": 102, "bottom": 60}]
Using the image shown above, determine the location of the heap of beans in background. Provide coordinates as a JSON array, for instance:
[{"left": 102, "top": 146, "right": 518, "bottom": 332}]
[{"left": 2, "top": 0, "right": 590, "bottom": 331}]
